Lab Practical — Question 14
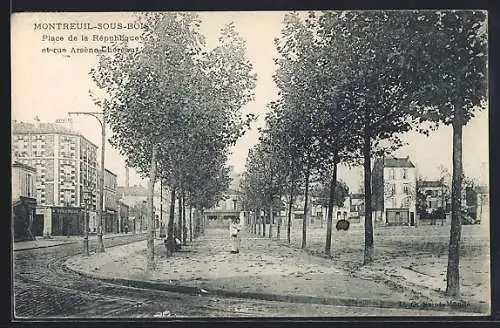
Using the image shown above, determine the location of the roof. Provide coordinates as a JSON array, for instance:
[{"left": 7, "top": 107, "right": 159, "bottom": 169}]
[
  {"left": 12, "top": 121, "right": 98, "bottom": 148},
  {"left": 419, "top": 180, "right": 445, "bottom": 188},
  {"left": 384, "top": 156, "right": 415, "bottom": 168}
]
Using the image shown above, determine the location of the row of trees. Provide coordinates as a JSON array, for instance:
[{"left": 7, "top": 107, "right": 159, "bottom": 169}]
[
  {"left": 239, "top": 10, "right": 486, "bottom": 297},
  {"left": 90, "top": 13, "right": 256, "bottom": 270}
]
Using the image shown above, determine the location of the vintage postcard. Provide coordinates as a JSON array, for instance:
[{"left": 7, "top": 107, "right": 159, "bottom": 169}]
[{"left": 11, "top": 11, "right": 490, "bottom": 319}]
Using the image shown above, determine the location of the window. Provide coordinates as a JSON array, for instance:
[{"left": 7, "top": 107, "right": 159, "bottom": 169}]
[
  {"left": 389, "top": 168, "right": 395, "bottom": 179},
  {"left": 403, "top": 168, "right": 407, "bottom": 179},
  {"left": 403, "top": 183, "right": 409, "bottom": 194},
  {"left": 25, "top": 174, "right": 30, "bottom": 197}
]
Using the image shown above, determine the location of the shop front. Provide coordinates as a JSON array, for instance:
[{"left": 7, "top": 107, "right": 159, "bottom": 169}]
[
  {"left": 51, "top": 206, "right": 84, "bottom": 236},
  {"left": 104, "top": 210, "right": 118, "bottom": 233},
  {"left": 12, "top": 196, "right": 37, "bottom": 241}
]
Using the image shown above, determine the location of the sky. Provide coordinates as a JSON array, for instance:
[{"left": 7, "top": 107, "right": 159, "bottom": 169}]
[{"left": 11, "top": 11, "right": 489, "bottom": 192}]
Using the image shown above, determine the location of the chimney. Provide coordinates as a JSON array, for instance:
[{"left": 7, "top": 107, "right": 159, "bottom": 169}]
[
  {"left": 55, "top": 117, "right": 73, "bottom": 130},
  {"left": 125, "top": 166, "right": 130, "bottom": 188}
]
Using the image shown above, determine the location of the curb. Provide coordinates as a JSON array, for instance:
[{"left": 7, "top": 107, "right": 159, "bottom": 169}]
[
  {"left": 14, "top": 241, "right": 76, "bottom": 252},
  {"left": 13, "top": 232, "right": 149, "bottom": 252},
  {"left": 63, "top": 262, "right": 488, "bottom": 314}
]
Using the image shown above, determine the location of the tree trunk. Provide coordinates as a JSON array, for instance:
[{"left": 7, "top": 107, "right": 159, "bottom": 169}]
[
  {"left": 287, "top": 183, "right": 295, "bottom": 244},
  {"left": 277, "top": 193, "right": 282, "bottom": 240},
  {"left": 166, "top": 187, "right": 176, "bottom": 255},
  {"left": 146, "top": 147, "right": 157, "bottom": 270},
  {"left": 182, "top": 193, "right": 187, "bottom": 246},
  {"left": 251, "top": 210, "right": 254, "bottom": 234},
  {"left": 262, "top": 209, "right": 266, "bottom": 237},
  {"left": 195, "top": 209, "right": 200, "bottom": 238},
  {"left": 189, "top": 205, "right": 193, "bottom": 242},
  {"left": 254, "top": 210, "right": 258, "bottom": 234},
  {"left": 302, "top": 161, "right": 311, "bottom": 249},
  {"left": 269, "top": 203, "right": 273, "bottom": 239},
  {"left": 200, "top": 209, "right": 205, "bottom": 234},
  {"left": 363, "top": 121, "right": 374, "bottom": 265},
  {"left": 446, "top": 98, "right": 464, "bottom": 297},
  {"left": 325, "top": 157, "right": 339, "bottom": 255},
  {"left": 177, "top": 194, "right": 182, "bottom": 244}
]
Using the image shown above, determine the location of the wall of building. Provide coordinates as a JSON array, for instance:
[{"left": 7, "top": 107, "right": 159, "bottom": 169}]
[
  {"left": 12, "top": 164, "right": 36, "bottom": 201},
  {"left": 13, "top": 121, "right": 100, "bottom": 236},
  {"left": 382, "top": 166, "right": 417, "bottom": 224}
]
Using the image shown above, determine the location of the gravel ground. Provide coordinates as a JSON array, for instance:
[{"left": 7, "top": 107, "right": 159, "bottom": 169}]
[{"left": 65, "top": 224, "right": 489, "bottom": 314}]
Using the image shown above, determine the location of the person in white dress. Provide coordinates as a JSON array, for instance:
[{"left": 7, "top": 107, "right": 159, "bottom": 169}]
[{"left": 229, "top": 217, "right": 241, "bottom": 254}]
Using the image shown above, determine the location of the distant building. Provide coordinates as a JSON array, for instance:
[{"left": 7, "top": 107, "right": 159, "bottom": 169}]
[
  {"left": 205, "top": 166, "right": 244, "bottom": 226},
  {"left": 117, "top": 200, "right": 130, "bottom": 233},
  {"left": 12, "top": 162, "right": 37, "bottom": 241},
  {"left": 418, "top": 180, "right": 448, "bottom": 211},
  {"left": 117, "top": 184, "right": 167, "bottom": 233},
  {"left": 473, "top": 185, "right": 489, "bottom": 223},
  {"left": 333, "top": 197, "right": 351, "bottom": 222},
  {"left": 102, "top": 169, "right": 118, "bottom": 233},
  {"left": 463, "top": 185, "right": 489, "bottom": 223},
  {"left": 349, "top": 193, "right": 365, "bottom": 224},
  {"left": 372, "top": 156, "right": 417, "bottom": 226},
  {"left": 12, "top": 118, "right": 99, "bottom": 236}
]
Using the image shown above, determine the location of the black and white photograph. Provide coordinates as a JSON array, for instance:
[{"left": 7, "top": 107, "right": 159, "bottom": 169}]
[{"left": 10, "top": 10, "right": 489, "bottom": 318}]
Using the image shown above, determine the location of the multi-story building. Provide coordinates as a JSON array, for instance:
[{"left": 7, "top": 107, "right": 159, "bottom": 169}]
[
  {"left": 12, "top": 118, "right": 99, "bottom": 236},
  {"left": 12, "top": 162, "right": 38, "bottom": 241},
  {"left": 372, "top": 156, "right": 418, "bottom": 226},
  {"left": 102, "top": 169, "right": 118, "bottom": 233}
]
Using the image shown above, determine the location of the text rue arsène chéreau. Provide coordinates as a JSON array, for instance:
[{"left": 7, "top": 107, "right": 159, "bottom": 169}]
[{"left": 42, "top": 45, "right": 139, "bottom": 54}]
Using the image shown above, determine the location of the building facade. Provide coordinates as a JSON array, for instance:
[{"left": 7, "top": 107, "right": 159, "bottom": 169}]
[
  {"left": 349, "top": 193, "right": 364, "bottom": 224},
  {"left": 117, "top": 200, "right": 130, "bottom": 233},
  {"left": 416, "top": 180, "right": 449, "bottom": 223},
  {"left": 473, "top": 186, "right": 489, "bottom": 223},
  {"left": 372, "top": 156, "right": 418, "bottom": 226},
  {"left": 102, "top": 169, "right": 118, "bottom": 233},
  {"left": 12, "top": 118, "right": 99, "bottom": 236},
  {"left": 117, "top": 185, "right": 166, "bottom": 233},
  {"left": 418, "top": 180, "right": 448, "bottom": 211},
  {"left": 12, "top": 162, "right": 38, "bottom": 241}
]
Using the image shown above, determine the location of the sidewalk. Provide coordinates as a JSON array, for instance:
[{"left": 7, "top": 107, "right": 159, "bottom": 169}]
[
  {"left": 64, "top": 227, "right": 487, "bottom": 315},
  {"left": 14, "top": 231, "right": 148, "bottom": 251}
]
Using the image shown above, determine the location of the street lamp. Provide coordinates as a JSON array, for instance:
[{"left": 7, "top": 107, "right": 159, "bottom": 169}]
[
  {"left": 82, "top": 184, "right": 92, "bottom": 256},
  {"left": 68, "top": 111, "right": 106, "bottom": 253}
]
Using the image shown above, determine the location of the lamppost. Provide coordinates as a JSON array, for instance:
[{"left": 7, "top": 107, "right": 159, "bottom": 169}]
[
  {"left": 82, "top": 183, "right": 92, "bottom": 256},
  {"left": 68, "top": 111, "right": 106, "bottom": 253}
]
